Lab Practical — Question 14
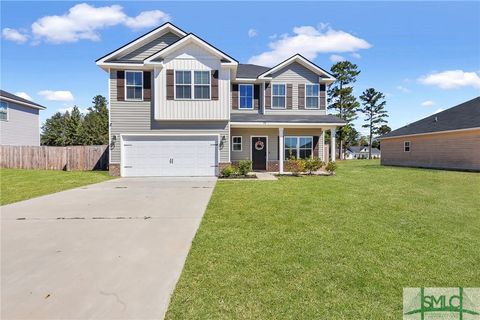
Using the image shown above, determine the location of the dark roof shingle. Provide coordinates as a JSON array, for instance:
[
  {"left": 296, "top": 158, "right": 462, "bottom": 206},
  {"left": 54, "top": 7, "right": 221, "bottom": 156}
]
[
  {"left": 236, "top": 64, "right": 271, "bottom": 79},
  {"left": 0, "top": 90, "right": 46, "bottom": 109},
  {"left": 382, "top": 97, "right": 480, "bottom": 138}
]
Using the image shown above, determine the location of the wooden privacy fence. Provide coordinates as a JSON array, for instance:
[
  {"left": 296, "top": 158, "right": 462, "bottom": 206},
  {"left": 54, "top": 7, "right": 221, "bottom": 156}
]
[{"left": 0, "top": 145, "right": 109, "bottom": 171}]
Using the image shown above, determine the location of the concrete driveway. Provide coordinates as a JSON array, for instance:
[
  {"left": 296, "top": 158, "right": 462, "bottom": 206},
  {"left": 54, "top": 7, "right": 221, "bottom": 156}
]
[{"left": 1, "top": 177, "right": 216, "bottom": 320}]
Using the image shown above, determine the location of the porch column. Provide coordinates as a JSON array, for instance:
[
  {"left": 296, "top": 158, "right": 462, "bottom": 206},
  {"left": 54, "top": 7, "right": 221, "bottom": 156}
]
[
  {"left": 331, "top": 128, "right": 336, "bottom": 162},
  {"left": 279, "top": 127, "right": 284, "bottom": 173}
]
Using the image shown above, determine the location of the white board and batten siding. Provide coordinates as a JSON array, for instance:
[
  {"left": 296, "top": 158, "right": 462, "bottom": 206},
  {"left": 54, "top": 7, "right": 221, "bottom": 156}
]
[
  {"left": 109, "top": 70, "right": 230, "bottom": 166},
  {"left": 154, "top": 43, "right": 231, "bottom": 121}
]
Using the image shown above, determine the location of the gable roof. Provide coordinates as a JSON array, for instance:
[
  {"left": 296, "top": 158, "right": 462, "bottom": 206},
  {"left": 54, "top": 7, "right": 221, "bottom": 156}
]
[
  {"left": 236, "top": 64, "right": 271, "bottom": 79},
  {"left": 144, "top": 33, "right": 238, "bottom": 65},
  {"left": 257, "top": 54, "right": 336, "bottom": 81},
  {"left": 96, "top": 22, "right": 187, "bottom": 66},
  {"left": 348, "top": 146, "right": 380, "bottom": 154},
  {"left": 382, "top": 97, "right": 480, "bottom": 139},
  {"left": 0, "top": 90, "right": 46, "bottom": 110}
]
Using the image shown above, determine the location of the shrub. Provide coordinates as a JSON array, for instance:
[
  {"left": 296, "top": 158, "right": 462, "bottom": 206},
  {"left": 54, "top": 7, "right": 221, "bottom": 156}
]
[
  {"left": 220, "top": 165, "right": 236, "bottom": 178},
  {"left": 325, "top": 161, "right": 338, "bottom": 174},
  {"left": 304, "top": 157, "right": 324, "bottom": 174},
  {"left": 285, "top": 158, "right": 305, "bottom": 176},
  {"left": 238, "top": 160, "right": 252, "bottom": 176}
]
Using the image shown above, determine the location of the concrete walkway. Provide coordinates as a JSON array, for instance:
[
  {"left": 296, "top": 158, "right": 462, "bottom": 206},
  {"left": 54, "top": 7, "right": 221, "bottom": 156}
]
[{"left": 1, "top": 177, "right": 216, "bottom": 320}]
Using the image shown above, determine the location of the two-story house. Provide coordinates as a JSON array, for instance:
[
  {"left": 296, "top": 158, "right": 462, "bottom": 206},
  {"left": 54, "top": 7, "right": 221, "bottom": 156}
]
[
  {"left": 0, "top": 90, "right": 46, "bottom": 146},
  {"left": 96, "top": 23, "right": 345, "bottom": 177}
]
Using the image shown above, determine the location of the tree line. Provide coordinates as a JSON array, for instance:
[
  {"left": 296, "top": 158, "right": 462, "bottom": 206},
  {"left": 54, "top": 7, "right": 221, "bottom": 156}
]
[
  {"left": 41, "top": 95, "right": 109, "bottom": 146},
  {"left": 328, "top": 61, "right": 390, "bottom": 159}
]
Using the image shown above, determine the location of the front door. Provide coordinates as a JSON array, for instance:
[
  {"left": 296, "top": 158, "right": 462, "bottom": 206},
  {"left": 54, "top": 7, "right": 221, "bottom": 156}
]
[{"left": 251, "top": 136, "right": 267, "bottom": 171}]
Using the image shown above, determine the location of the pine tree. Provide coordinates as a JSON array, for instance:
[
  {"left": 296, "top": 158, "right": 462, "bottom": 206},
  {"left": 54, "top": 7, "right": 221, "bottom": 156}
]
[
  {"left": 82, "top": 95, "right": 109, "bottom": 145},
  {"left": 41, "top": 112, "right": 67, "bottom": 146},
  {"left": 328, "top": 61, "right": 360, "bottom": 159},
  {"left": 359, "top": 88, "right": 389, "bottom": 159},
  {"left": 64, "top": 106, "right": 84, "bottom": 145}
]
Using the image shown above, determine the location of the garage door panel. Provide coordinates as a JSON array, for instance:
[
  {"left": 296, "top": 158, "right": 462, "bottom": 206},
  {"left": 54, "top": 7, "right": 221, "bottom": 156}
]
[{"left": 122, "top": 136, "right": 218, "bottom": 177}]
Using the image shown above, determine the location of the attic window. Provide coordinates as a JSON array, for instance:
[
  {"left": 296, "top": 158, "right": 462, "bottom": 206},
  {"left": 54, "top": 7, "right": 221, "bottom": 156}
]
[{"left": 0, "top": 101, "right": 8, "bottom": 121}]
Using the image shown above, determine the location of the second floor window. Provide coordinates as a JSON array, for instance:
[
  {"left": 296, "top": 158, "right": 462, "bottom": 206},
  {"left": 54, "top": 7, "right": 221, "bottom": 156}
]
[
  {"left": 194, "top": 71, "right": 210, "bottom": 99},
  {"left": 305, "top": 84, "right": 319, "bottom": 109},
  {"left": 272, "top": 84, "right": 286, "bottom": 108},
  {"left": 175, "top": 71, "right": 192, "bottom": 99},
  {"left": 239, "top": 84, "right": 253, "bottom": 109},
  {"left": 125, "top": 71, "right": 143, "bottom": 100},
  {"left": 0, "top": 101, "right": 8, "bottom": 121}
]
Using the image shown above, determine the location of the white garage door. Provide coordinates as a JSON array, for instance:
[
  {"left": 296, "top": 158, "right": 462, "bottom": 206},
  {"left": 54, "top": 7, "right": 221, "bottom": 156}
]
[{"left": 122, "top": 135, "right": 218, "bottom": 177}]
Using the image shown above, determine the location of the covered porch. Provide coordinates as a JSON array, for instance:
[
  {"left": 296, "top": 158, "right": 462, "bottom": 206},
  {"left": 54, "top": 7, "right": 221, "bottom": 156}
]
[{"left": 229, "top": 114, "right": 344, "bottom": 173}]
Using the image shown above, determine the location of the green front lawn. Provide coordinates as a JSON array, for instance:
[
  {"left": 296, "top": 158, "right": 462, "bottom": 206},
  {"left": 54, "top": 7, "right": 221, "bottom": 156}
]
[
  {"left": 0, "top": 169, "right": 114, "bottom": 205},
  {"left": 166, "top": 160, "right": 480, "bottom": 319}
]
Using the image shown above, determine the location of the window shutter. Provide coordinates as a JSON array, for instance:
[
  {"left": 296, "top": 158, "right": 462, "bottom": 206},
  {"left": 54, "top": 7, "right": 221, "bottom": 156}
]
[
  {"left": 117, "top": 70, "right": 125, "bottom": 101},
  {"left": 287, "top": 84, "right": 293, "bottom": 109},
  {"left": 143, "top": 71, "right": 151, "bottom": 101},
  {"left": 264, "top": 83, "right": 271, "bottom": 109},
  {"left": 254, "top": 85, "right": 260, "bottom": 110},
  {"left": 231, "top": 84, "right": 239, "bottom": 109},
  {"left": 298, "top": 84, "right": 305, "bottom": 109},
  {"left": 166, "top": 69, "right": 174, "bottom": 100},
  {"left": 211, "top": 70, "right": 219, "bottom": 100},
  {"left": 320, "top": 83, "right": 326, "bottom": 109}
]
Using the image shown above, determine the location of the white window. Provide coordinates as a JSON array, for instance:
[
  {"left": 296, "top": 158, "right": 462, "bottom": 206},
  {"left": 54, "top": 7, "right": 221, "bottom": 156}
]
[
  {"left": 404, "top": 141, "right": 411, "bottom": 152},
  {"left": 175, "top": 70, "right": 192, "bottom": 99},
  {"left": 239, "top": 84, "right": 253, "bottom": 109},
  {"left": 272, "top": 84, "right": 286, "bottom": 108},
  {"left": 232, "top": 136, "right": 242, "bottom": 151},
  {"left": 125, "top": 71, "right": 143, "bottom": 101},
  {"left": 305, "top": 84, "right": 319, "bottom": 109},
  {"left": 284, "top": 136, "right": 313, "bottom": 159},
  {"left": 0, "top": 101, "right": 7, "bottom": 121},
  {"left": 194, "top": 71, "right": 210, "bottom": 99}
]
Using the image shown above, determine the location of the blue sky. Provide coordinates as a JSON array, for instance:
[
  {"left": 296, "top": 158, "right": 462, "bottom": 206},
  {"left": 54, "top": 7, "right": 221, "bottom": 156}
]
[{"left": 1, "top": 1, "right": 479, "bottom": 134}]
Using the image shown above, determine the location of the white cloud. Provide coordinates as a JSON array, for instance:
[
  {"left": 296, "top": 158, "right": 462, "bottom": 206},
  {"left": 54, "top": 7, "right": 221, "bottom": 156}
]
[
  {"left": 329, "top": 54, "right": 346, "bottom": 63},
  {"left": 396, "top": 85, "right": 411, "bottom": 93},
  {"left": 248, "top": 25, "right": 371, "bottom": 66},
  {"left": 418, "top": 70, "right": 480, "bottom": 89},
  {"left": 421, "top": 100, "right": 435, "bottom": 107},
  {"left": 28, "top": 3, "right": 170, "bottom": 43},
  {"left": 14, "top": 92, "right": 33, "bottom": 101},
  {"left": 38, "top": 90, "right": 74, "bottom": 101},
  {"left": 248, "top": 28, "right": 258, "bottom": 38},
  {"left": 2, "top": 28, "right": 28, "bottom": 43},
  {"left": 351, "top": 52, "right": 361, "bottom": 59},
  {"left": 124, "top": 10, "right": 170, "bottom": 30}
]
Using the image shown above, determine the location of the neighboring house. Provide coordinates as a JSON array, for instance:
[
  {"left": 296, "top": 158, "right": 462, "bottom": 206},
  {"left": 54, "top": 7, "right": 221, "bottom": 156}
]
[
  {"left": 0, "top": 90, "right": 46, "bottom": 146},
  {"left": 381, "top": 97, "right": 480, "bottom": 171},
  {"left": 96, "top": 23, "right": 345, "bottom": 177},
  {"left": 345, "top": 146, "right": 381, "bottom": 159}
]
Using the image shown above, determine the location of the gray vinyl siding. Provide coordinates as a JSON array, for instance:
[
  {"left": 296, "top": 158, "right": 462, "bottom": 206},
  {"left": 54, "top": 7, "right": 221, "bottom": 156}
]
[
  {"left": 269, "top": 62, "right": 326, "bottom": 113},
  {"left": 109, "top": 70, "right": 229, "bottom": 164},
  {"left": 118, "top": 32, "right": 181, "bottom": 61},
  {"left": 0, "top": 100, "right": 40, "bottom": 146}
]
